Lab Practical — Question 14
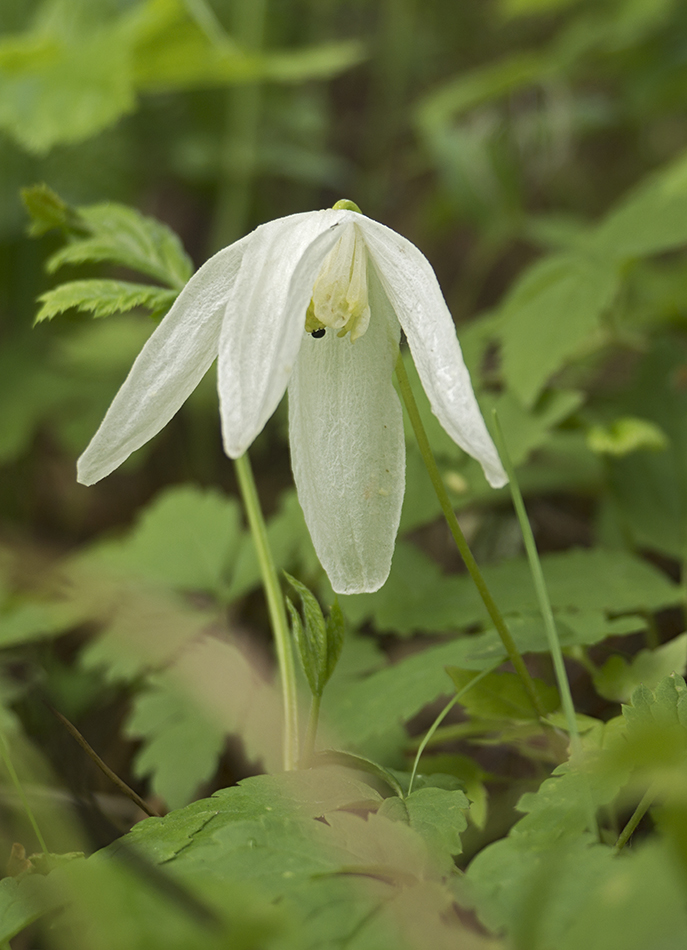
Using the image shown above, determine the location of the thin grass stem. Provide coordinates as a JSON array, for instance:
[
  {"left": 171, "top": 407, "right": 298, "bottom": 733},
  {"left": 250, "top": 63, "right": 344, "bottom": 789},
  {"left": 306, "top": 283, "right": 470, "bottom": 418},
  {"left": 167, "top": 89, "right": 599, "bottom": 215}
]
[
  {"left": 234, "top": 453, "right": 299, "bottom": 770},
  {"left": 491, "top": 410, "right": 598, "bottom": 837},
  {"left": 408, "top": 663, "right": 501, "bottom": 796},
  {"left": 0, "top": 730, "right": 48, "bottom": 855}
]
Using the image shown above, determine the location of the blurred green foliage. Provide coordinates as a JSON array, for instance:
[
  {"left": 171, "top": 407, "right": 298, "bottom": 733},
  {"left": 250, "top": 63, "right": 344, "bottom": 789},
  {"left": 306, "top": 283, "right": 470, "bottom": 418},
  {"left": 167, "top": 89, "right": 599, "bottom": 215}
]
[{"left": 3, "top": 0, "right": 687, "bottom": 946}]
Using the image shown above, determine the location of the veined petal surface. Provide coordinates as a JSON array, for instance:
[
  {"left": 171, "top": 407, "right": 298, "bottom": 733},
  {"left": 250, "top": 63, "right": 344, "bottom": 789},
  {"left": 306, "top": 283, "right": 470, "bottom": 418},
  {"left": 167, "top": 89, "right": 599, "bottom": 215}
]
[
  {"left": 77, "top": 237, "right": 251, "bottom": 485},
  {"left": 217, "top": 210, "right": 352, "bottom": 457},
  {"left": 359, "top": 217, "right": 507, "bottom": 488},
  {"left": 288, "top": 268, "right": 404, "bottom": 594}
]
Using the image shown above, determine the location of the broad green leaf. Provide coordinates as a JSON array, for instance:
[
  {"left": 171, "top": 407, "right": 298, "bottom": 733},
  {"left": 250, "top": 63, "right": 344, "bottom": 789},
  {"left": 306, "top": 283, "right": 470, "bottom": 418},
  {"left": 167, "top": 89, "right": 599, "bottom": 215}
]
[
  {"left": 557, "top": 841, "right": 687, "bottom": 950},
  {"left": 0, "top": 0, "right": 135, "bottom": 153},
  {"left": 99, "top": 771, "right": 486, "bottom": 950},
  {"left": 342, "top": 544, "right": 680, "bottom": 635},
  {"left": 593, "top": 151, "right": 687, "bottom": 260},
  {"left": 605, "top": 339, "right": 687, "bottom": 559},
  {"left": 380, "top": 786, "right": 469, "bottom": 863},
  {"left": 0, "top": 602, "right": 66, "bottom": 648},
  {"left": 404, "top": 787, "right": 469, "bottom": 858},
  {"left": 126, "top": 675, "right": 226, "bottom": 810},
  {"left": 35, "top": 279, "right": 178, "bottom": 323},
  {"left": 0, "top": 874, "right": 64, "bottom": 944},
  {"left": 446, "top": 667, "right": 559, "bottom": 720},
  {"left": 87, "top": 486, "right": 243, "bottom": 595},
  {"left": 46, "top": 201, "right": 193, "bottom": 290},
  {"left": 499, "top": 251, "right": 619, "bottom": 407},
  {"left": 594, "top": 633, "right": 687, "bottom": 703}
]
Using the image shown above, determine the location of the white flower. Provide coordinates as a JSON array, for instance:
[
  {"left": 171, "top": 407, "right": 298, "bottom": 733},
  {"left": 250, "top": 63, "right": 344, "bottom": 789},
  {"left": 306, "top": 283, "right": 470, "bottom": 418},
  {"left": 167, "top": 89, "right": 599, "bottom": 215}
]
[{"left": 77, "top": 206, "right": 507, "bottom": 594}]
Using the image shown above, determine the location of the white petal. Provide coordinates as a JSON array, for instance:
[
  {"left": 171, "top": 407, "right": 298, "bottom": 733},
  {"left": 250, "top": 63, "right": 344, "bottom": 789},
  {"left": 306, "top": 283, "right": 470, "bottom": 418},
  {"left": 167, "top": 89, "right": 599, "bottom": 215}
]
[
  {"left": 77, "top": 237, "right": 251, "bottom": 485},
  {"left": 288, "top": 268, "right": 404, "bottom": 594},
  {"left": 217, "top": 210, "right": 353, "bottom": 457},
  {"left": 358, "top": 217, "right": 507, "bottom": 488}
]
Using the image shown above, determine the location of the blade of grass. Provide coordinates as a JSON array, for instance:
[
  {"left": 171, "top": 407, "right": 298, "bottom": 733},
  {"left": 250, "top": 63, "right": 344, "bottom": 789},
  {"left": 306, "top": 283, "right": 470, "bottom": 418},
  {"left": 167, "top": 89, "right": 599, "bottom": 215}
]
[{"left": 491, "top": 410, "right": 598, "bottom": 837}]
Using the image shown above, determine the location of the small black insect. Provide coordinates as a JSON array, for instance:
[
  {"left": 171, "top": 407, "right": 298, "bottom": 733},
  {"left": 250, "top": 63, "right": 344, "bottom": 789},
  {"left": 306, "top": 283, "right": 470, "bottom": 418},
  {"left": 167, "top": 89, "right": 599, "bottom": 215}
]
[{"left": 311, "top": 328, "right": 326, "bottom": 339}]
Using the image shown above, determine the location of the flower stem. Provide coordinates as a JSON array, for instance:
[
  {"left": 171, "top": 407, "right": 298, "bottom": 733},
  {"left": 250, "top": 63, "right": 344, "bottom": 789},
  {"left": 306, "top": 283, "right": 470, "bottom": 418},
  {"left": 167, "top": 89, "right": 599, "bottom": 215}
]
[
  {"left": 491, "top": 412, "right": 579, "bottom": 742},
  {"left": 0, "top": 729, "right": 48, "bottom": 855},
  {"left": 491, "top": 411, "right": 598, "bottom": 838},
  {"left": 234, "top": 453, "right": 299, "bottom": 770},
  {"left": 301, "top": 694, "right": 321, "bottom": 767},
  {"left": 394, "top": 354, "right": 548, "bottom": 720}
]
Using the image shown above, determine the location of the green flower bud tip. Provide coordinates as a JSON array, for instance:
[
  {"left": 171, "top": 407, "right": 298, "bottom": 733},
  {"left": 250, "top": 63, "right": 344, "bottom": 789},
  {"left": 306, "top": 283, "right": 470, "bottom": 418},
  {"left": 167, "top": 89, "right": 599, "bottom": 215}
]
[{"left": 332, "top": 199, "right": 362, "bottom": 213}]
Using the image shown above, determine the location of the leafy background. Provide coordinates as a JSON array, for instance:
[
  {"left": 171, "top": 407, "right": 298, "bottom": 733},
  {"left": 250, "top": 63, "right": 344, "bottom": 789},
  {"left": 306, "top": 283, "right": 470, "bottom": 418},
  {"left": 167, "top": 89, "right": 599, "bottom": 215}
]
[{"left": 3, "top": 0, "right": 687, "bottom": 946}]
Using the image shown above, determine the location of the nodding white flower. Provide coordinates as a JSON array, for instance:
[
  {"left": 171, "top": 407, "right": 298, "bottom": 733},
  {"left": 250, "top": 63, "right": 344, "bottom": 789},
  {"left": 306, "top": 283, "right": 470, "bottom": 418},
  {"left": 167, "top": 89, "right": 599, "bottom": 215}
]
[{"left": 77, "top": 203, "right": 507, "bottom": 594}]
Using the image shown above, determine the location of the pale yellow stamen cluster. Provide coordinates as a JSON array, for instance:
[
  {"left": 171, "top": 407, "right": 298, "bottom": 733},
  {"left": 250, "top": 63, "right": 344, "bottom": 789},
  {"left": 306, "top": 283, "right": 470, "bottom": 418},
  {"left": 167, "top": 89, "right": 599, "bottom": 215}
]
[{"left": 305, "top": 225, "right": 371, "bottom": 342}]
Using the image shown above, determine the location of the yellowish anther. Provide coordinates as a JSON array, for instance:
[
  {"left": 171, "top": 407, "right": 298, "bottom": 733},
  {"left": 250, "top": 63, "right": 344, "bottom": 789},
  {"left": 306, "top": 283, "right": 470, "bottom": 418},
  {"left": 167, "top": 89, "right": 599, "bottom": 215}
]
[{"left": 305, "top": 224, "right": 371, "bottom": 342}]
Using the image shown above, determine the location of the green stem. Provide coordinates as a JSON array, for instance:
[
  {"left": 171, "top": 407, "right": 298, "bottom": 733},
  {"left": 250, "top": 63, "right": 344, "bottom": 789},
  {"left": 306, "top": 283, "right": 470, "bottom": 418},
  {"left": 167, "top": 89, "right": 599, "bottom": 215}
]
[
  {"left": 234, "top": 453, "right": 299, "bottom": 770},
  {"left": 301, "top": 694, "right": 321, "bottom": 767},
  {"left": 408, "top": 662, "right": 500, "bottom": 796},
  {"left": 394, "top": 354, "right": 548, "bottom": 720},
  {"left": 491, "top": 412, "right": 579, "bottom": 742},
  {"left": 492, "top": 410, "right": 598, "bottom": 838},
  {"left": 615, "top": 785, "right": 655, "bottom": 852},
  {"left": 0, "top": 730, "right": 48, "bottom": 855}
]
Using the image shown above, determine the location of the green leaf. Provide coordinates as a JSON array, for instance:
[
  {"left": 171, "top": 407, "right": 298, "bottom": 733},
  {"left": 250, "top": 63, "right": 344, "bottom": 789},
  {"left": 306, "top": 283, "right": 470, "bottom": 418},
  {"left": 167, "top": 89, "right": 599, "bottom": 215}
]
[
  {"left": 594, "top": 634, "right": 687, "bottom": 703},
  {"left": 587, "top": 416, "right": 668, "bottom": 457},
  {"left": 35, "top": 279, "right": 179, "bottom": 323},
  {"left": 0, "top": 874, "right": 63, "bottom": 944},
  {"left": 47, "top": 201, "right": 193, "bottom": 289},
  {"left": 446, "top": 667, "right": 559, "bottom": 720},
  {"left": 499, "top": 252, "right": 620, "bottom": 407},
  {"left": 97, "top": 770, "right": 480, "bottom": 949},
  {"left": 86, "top": 485, "right": 244, "bottom": 596},
  {"left": 126, "top": 675, "right": 226, "bottom": 810},
  {"left": 592, "top": 151, "right": 687, "bottom": 260},
  {"left": 342, "top": 544, "right": 680, "bottom": 636},
  {"left": 404, "top": 787, "right": 469, "bottom": 858},
  {"left": 21, "top": 183, "right": 79, "bottom": 236},
  {"left": 0, "top": 0, "right": 136, "bottom": 153}
]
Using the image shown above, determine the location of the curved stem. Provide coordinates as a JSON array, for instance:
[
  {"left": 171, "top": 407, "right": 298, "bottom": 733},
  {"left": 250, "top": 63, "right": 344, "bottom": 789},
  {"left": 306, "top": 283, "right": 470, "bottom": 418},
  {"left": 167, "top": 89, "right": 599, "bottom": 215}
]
[
  {"left": 234, "top": 453, "right": 299, "bottom": 770},
  {"left": 615, "top": 785, "right": 656, "bottom": 852},
  {"left": 394, "top": 354, "right": 548, "bottom": 720}
]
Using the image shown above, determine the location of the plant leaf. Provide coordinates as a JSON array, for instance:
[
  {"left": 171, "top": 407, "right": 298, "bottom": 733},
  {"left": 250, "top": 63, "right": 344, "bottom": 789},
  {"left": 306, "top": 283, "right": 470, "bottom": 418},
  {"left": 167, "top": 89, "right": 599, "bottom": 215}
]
[{"left": 35, "top": 280, "right": 179, "bottom": 323}]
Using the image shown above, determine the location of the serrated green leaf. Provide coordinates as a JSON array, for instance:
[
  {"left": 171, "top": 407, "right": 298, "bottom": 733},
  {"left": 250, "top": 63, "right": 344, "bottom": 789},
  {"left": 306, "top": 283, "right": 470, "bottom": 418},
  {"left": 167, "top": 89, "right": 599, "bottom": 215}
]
[
  {"left": 85, "top": 485, "right": 243, "bottom": 595},
  {"left": 126, "top": 676, "right": 226, "bottom": 810},
  {"left": 342, "top": 544, "right": 680, "bottom": 636},
  {"left": 35, "top": 280, "right": 179, "bottom": 323},
  {"left": 47, "top": 201, "right": 193, "bottom": 289},
  {"left": 404, "top": 787, "right": 469, "bottom": 858},
  {"left": 101, "top": 770, "right": 482, "bottom": 950}
]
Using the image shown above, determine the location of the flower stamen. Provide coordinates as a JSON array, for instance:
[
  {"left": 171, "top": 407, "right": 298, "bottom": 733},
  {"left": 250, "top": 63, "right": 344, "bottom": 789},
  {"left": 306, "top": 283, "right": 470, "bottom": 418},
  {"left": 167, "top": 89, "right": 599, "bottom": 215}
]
[{"left": 305, "top": 224, "right": 371, "bottom": 342}]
